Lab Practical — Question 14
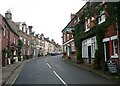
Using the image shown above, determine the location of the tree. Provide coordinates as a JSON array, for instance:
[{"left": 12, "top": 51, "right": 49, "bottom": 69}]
[{"left": 18, "top": 39, "right": 23, "bottom": 61}]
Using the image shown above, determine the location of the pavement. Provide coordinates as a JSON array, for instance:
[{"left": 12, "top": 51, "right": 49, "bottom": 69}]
[
  {"left": 1, "top": 58, "right": 35, "bottom": 86},
  {"left": 64, "top": 58, "right": 120, "bottom": 83},
  {"left": 1, "top": 56, "right": 120, "bottom": 85}
]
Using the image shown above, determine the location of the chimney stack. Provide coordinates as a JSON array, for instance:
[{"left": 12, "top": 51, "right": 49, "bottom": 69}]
[
  {"left": 5, "top": 10, "right": 12, "bottom": 20},
  {"left": 71, "top": 13, "right": 75, "bottom": 20},
  {"left": 28, "top": 26, "right": 33, "bottom": 33}
]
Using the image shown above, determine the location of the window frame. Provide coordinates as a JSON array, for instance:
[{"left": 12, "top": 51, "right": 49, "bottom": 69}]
[
  {"left": 98, "top": 10, "right": 106, "bottom": 24},
  {"left": 85, "top": 18, "right": 90, "bottom": 32}
]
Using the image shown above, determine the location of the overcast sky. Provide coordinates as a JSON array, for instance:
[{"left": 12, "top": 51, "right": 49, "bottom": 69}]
[{"left": 0, "top": 0, "right": 86, "bottom": 45}]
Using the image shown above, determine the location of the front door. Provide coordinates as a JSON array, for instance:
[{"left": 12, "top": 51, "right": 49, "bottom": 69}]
[
  {"left": 104, "top": 42, "right": 110, "bottom": 61},
  {"left": 88, "top": 46, "right": 91, "bottom": 64}
]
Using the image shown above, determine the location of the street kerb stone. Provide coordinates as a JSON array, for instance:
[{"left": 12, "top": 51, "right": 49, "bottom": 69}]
[
  {"left": 5, "top": 61, "right": 25, "bottom": 85},
  {"left": 2, "top": 61, "right": 24, "bottom": 85}
]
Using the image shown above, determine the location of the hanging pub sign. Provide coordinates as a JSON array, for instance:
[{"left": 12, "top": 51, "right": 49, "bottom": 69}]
[
  {"left": 106, "top": 60, "right": 118, "bottom": 74},
  {"left": 66, "top": 27, "right": 75, "bottom": 34}
]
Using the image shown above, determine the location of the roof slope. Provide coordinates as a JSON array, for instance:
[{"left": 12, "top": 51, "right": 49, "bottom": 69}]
[{"left": 6, "top": 20, "right": 19, "bottom": 36}]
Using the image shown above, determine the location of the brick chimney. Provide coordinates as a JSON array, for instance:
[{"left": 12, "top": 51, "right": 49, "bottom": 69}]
[
  {"left": 5, "top": 10, "right": 12, "bottom": 20},
  {"left": 28, "top": 26, "right": 33, "bottom": 34},
  {"left": 71, "top": 13, "right": 75, "bottom": 20}
]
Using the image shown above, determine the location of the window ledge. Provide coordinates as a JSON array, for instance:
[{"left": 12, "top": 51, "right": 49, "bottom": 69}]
[
  {"left": 111, "top": 55, "right": 118, "bottom": 58},
  {"left": 85, "top": 28, "right": 90, "bottom": 32},
  {"left": 98, "top": 20, "right": 105, "bottom": 25}
]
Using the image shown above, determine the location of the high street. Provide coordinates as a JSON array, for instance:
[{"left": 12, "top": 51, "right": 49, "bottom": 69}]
[{"left": 14, "top": 55, "right": 118, "bottom": 85}]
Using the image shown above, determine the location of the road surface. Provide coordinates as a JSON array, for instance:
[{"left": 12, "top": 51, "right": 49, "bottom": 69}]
[{"left": 14, "top": 55, "right": 118, "bottom": 85}]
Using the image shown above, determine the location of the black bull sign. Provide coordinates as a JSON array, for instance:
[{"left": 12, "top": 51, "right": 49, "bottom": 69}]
[{"left": 106, "top": 60, "right": 118, "bottom": 74}]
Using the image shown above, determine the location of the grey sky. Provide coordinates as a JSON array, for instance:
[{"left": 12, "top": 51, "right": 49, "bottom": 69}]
[{"left": 0, "top": 0, "right": 86, "bottom": 45}]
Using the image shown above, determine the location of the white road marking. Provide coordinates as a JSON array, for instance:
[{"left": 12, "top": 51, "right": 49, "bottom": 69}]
[
  {"left": 47, "top": 63, "right": 51, "bottom": 68},
  {"left": 53, "top": 71, "right": 68, "bottom": 86},
  {"left": 45, "top": 58, "right": 47, "bottom": 62}
]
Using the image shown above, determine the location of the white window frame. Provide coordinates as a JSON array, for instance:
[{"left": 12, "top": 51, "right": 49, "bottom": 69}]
[
  {"left": 85, "top": 18, "right": 90, "bottom": 32},
  {"left": 23, "top": 27, "right": 26, "bottom": 33},
  {"left": 67, "top": 34, "right": 69, "bottom": 41},
  {"left": 24, "top": 38, "right": 26, "bottom": 44},
  {"left": 91, "top": 37, "right": 96, "bottom": 57},
  {"left": 3, "top": 28, "right": 5, "bottom": 37},
  {"left": 64, "top": 45, "right": 66, "bottom": 52},
  {"left": 98, "top": 10, "right": 106, "bottom": 24},
  {"left": 28, "top": 41, "right": 29, "bottom": 45},
  {"left": 71, "top": 41, "right": 75, "bottom": 52},
  {"left": 77, "top": 16, "right": 80, "bottom": 22},
  {"left": 20, "top": 36, "right": 22, "bottom": 40},
  {"left": 82, "top": 40, "right": 88, "bottom": 58},
  {"left": 112, "top": 39, "right": 118, "bottom": 56},
  {"left": 82, "top": 36, "right": 97, "bottom": 58},
  {"left": 14, "top": 50, "right": 16, "bottom": 55},
  {"left": 14, "top": 36, "right": 16, "bottom": 44}
]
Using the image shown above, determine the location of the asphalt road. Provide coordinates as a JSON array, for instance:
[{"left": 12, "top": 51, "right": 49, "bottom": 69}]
[{"left": 14, "top": 55, "right": 118, "bottom": 85}]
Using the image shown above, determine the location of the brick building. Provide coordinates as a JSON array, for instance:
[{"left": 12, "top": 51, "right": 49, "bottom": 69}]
[
  {"left": 0, "top": 14, "right": 9, "bottom": 66},
  {"left": 62, "top": 2, "right": 119, "bottom": 68},
  {"left": 5, "top": 11, "right": 20, "bottom": 63},
  {"left": 5, "top": 11, "right": 31, "bottom": 61},
  {"left": 0, "top": 24, "right": 3, "bottom": 66},
  {"left": 62, "top": 14, "right": 77, "bottom": 61},
  {"left": 0, "top": 13, "right": 19, "bottom": 66},
  {"left": 16, "top": 22, "right": 31, "bottom": 60}
]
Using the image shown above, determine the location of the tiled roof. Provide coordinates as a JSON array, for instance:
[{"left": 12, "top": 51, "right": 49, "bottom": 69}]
[
  {"left": 6, "top": 20, "right": 19, "bottom": 36},
  {"left": 15, "top": 22, "right": 21, "bottom": 27}
]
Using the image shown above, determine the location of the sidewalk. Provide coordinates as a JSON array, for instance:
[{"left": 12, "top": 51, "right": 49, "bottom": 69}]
[
  {"left": 2, "top": 61, "right": 24, "bottom": 86},
  {"left": 1, "top": 57, "right": 35, "bottom": 86},
  {"left": 63, "top": 58, "right": 120, "bottom": 83}
]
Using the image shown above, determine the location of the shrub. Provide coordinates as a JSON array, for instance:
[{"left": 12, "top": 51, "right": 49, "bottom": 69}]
[{"left": 93, "top": 49, "right": 101, "bottom": 69}]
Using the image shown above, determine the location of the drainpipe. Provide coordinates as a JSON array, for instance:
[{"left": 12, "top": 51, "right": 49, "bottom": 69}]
[
  {"left": 8, "top": 27, "right": 11, "bottom": 64},
  {"left": 115, "top": 3, "right": 120, "bottom": 69}
]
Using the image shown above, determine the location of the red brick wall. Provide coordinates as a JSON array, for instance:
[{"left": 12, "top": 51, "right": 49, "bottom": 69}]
[
  {"left": 104, "top": 23, "right": 117, "bottom": 38},
  {"left": 109, "top": 40, "right": 113, "bottom": 57},
  {"left": 70, "top": 52, "right": 76, "bottom": 61},
  {"left": 0, "top": 29, "right": 2, "bottom": 66},
  {"left": 10, "top": 31, "right": 14, "bottom": 44},
  {"left": 83, "top": 58, "right": 94, "bottom": 65},
  {"left": 2, "top": 29, "right": 8, "bottom": 49}
]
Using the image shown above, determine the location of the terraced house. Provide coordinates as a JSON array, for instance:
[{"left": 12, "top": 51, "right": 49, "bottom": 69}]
[
  {"left": 0, "top": 23, "right": 3, "bottom": 66},
  {"left": 16, "top": 22, "right": 31, "bottom": 60},
  {"left": 62, "top": 2, "right": 120, "bottom": 69},
  {"left": 5, "top": 11, "right": 34, "bottom": 61},
  {"left": 0, "top": 13, "right": 19, "bottom": 66},
  {"left": 62, "top": 13, "right": 76, "bottom": 61}
]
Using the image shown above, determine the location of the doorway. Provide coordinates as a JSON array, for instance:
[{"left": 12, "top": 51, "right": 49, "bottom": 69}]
[
  {"left": 88, "top": 46, "right": 91, "bottom": 64},
  {"left": 104, "top": 42, "right": 110, "bottom": 61}
]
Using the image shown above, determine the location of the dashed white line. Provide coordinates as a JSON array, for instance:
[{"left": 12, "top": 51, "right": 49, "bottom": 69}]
[
  {"left": 45, "top": 58, "right": 47, "bottom": 62},
  {"left": 47, "top": 63, "right": 51, "bottom": 68},
  {"left": 53, "top": 71, "right": 68, "bottom": 86}
]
